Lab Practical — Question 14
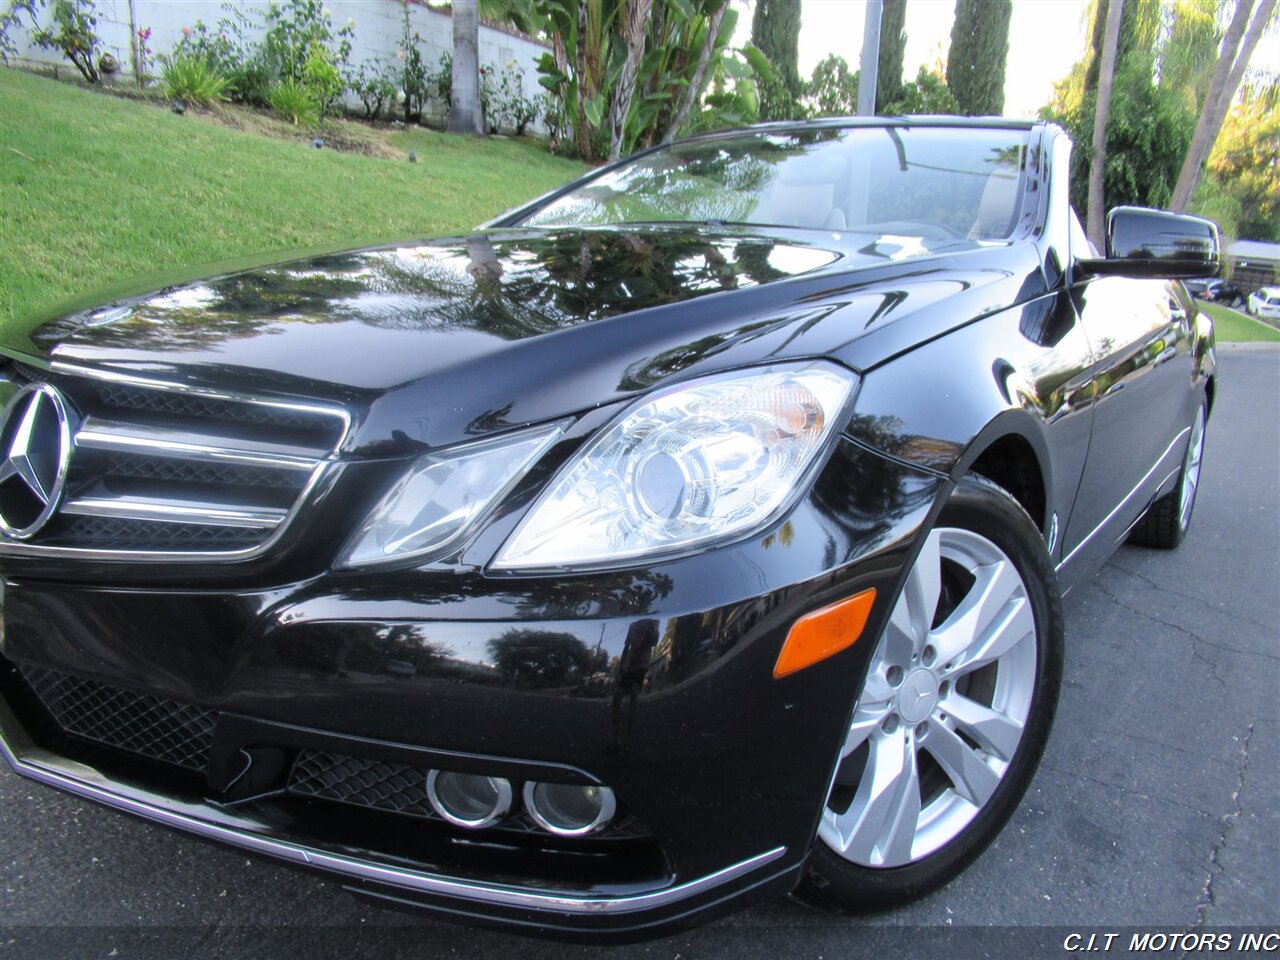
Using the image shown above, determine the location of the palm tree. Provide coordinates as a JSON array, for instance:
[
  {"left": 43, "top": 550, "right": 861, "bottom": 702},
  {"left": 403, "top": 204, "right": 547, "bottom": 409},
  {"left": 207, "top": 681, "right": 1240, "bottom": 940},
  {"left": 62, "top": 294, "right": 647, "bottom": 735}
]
[
  {"left": 1086, "top": 0, "right": 1123, "bottom": 250},
  {"left": 449, "top": 0, "right": 483, "bottom": 135},
  {"left": 1170, "top": 0, "right": 1276, "bottom": 212}
]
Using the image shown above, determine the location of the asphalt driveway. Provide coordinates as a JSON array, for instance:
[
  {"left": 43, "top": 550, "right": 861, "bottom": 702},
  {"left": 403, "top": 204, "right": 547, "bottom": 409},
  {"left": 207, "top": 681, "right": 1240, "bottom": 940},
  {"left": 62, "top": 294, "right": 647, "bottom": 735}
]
[{"left": 3, "top": 348, "right": 1277, "bottom": 959}]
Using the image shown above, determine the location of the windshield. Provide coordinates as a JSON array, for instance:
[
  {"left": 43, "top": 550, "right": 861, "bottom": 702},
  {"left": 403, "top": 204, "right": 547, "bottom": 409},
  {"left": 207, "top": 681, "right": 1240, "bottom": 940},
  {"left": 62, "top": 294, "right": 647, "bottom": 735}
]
[{"left": 520, "top": 126, "right": 1031, "bottom": 241}]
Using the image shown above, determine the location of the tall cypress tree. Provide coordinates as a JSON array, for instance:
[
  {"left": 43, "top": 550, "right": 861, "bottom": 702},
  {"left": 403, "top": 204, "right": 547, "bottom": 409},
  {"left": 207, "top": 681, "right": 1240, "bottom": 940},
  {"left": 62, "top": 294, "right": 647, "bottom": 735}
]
[
  {"left": 947, "top": 0, "right": 1013, "bottom": 116},
  {"left": 752, "top": 0, "right": 803, "bottom": 105},
  {"left": 876, "top": 0, "right": 908, "bottom": 113}
]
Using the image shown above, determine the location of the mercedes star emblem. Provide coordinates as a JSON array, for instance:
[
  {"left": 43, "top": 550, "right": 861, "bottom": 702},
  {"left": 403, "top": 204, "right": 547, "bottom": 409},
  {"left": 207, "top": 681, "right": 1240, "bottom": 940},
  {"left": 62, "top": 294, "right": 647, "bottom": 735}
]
[{"left": 0, "top": 382, "right": 73, "bottom": 540}]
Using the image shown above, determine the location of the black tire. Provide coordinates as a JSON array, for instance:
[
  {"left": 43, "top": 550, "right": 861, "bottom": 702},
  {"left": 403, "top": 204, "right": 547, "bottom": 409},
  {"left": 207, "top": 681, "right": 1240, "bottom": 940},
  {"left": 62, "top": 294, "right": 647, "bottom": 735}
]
[
  {"left": 1230, "top": 296, "right": 1244, "bottom": 309},
  {"left": 796, "top": 476, "right": 1064, "bottom": 912},
  {"left": 1127, "top": 400, "right": 1206, "bottom": 550}
]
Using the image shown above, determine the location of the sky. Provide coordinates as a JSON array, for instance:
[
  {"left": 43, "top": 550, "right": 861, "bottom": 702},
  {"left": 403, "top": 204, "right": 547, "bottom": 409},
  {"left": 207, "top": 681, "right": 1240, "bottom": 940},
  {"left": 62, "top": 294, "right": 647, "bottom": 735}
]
[{"left": 736, "top": 0, "right": 1280, "bottom": 119}]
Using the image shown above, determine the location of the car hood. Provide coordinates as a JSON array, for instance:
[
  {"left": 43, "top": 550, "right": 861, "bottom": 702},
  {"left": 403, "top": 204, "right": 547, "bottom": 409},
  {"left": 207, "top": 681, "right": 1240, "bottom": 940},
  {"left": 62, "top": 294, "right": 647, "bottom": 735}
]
[{"left": 5, "top": 225, "right": 1046, "bottom": 456}]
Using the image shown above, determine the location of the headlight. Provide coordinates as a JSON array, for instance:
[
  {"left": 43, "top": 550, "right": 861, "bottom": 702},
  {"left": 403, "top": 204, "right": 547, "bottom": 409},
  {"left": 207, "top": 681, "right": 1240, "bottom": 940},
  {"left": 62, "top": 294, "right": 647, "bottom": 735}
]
[
  {"left": 491, "top": 362, "right": 857, "bottom": 571},
  {"left": 339, "top": 422, "right": 565, "bottom": 568}
]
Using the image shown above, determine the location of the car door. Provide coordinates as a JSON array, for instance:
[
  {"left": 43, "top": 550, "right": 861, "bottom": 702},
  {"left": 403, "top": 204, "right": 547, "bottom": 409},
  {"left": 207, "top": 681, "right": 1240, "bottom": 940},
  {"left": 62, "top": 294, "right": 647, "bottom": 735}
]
[{"left": 1059, "top": 210, "right": 1194, "bottom": 574}]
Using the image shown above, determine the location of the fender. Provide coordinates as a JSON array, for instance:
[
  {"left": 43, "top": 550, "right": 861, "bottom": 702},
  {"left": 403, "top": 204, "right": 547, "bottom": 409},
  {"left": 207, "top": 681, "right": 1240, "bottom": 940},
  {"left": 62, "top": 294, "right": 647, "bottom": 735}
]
[{"left": 840, "top": 291, "right": 1097, "bottom": 564}]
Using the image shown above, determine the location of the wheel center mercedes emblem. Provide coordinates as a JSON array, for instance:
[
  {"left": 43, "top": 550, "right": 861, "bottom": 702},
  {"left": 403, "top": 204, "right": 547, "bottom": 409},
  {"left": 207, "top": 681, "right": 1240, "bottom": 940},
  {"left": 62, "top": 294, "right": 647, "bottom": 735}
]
[{"left": 0, "top": 382, "right": 73, "bottom": 540}]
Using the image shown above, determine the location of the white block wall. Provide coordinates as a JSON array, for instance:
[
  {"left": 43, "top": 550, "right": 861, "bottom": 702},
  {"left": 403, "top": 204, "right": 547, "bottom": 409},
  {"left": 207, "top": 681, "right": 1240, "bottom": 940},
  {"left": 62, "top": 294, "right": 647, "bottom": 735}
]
[{"left": 7, "top": 0, "right": 550, "bottom": 132}]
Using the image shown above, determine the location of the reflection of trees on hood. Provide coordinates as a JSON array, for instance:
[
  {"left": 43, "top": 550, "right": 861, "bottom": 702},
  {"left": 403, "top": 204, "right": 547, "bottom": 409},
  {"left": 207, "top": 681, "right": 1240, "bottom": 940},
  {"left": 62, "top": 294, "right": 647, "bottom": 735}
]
[{"left": 33, "top": 229, "right": 836, "bottom": 353}]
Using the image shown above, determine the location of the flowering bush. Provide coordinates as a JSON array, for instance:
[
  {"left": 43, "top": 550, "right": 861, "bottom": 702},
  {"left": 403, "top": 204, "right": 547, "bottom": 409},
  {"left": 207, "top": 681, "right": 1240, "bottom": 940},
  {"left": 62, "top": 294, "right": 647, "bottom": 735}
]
[
  {"left": 259, "top": 0, "right": 352, "bottom": 85},
  {"left": 348, "top": 59, "right": 396, "bottom": 120},
  {"left": 493, "top": 60, "right": 540, "bottom": 136},
  {"left": 134, "top": 25, "right": 152, "bottom": 80},
  {"left": 477, "top": 61, "right": 541, "bottom": 136},
  {"left": 392, "top": 0, "right": 428, "bottom": 123},
  {"left": 479, "top": 63, "right": 497, "bottom": 133},
  {"left": 30, "top": 0, "right": 101, "bottom": 84},
  {"left": 168, "top": 0, "right": 353, "bottom": 112},
  {"left": 168, "top": 10, "right": 265, "bottom": 103}
]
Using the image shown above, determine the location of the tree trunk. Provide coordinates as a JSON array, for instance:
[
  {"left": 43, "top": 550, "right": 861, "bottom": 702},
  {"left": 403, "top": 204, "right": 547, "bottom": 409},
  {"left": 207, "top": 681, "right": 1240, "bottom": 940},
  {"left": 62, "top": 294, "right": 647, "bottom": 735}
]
[
  {"left": 661, "top": 3, "right": 728, "bottom": 144},
  {"left": 574, "top": 0, "right": 593, "bottom": 162},
  {"left": 1168, "top": 0, "right": 1262, "bottom": 211},
  {"left": 607, "top": 0, "right": 653, "bottom": 161},
  {"left": 1086, "top": 0, "right": 1124, "bottom": 250},
  {"left": 1082, "top": 0, "right": 1109, "bottom": 98},
  {"left": 449, "top": 0, "right": 483, "bottom": 135}
]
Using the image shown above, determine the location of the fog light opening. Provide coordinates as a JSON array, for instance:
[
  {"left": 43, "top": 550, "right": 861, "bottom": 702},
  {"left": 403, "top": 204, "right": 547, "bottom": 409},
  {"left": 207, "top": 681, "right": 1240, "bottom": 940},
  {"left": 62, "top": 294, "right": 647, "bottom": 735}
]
[
  {"left": 425, "top": 770, "right": 513, "bottom": 829},
  {"left": 523, "top": 781, "right": 617, "bottom": 836}
]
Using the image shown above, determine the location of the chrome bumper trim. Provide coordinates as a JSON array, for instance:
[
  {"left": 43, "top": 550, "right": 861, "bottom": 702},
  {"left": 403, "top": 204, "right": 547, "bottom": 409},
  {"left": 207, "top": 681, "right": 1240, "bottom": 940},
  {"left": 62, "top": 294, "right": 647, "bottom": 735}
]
[{"left": 0, "top": 697, "right": 785, "bottom": 916}]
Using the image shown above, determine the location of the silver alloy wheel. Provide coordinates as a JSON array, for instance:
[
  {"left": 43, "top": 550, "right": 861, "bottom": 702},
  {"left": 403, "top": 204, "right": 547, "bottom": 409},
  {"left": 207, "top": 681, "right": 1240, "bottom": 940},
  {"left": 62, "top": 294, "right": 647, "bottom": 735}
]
[
  {"left": 818, "top": 527, "right": 1038, "bottom": 868},
  {"left": 1179, "top": 406, "right": 1206, "bottom": 530}
]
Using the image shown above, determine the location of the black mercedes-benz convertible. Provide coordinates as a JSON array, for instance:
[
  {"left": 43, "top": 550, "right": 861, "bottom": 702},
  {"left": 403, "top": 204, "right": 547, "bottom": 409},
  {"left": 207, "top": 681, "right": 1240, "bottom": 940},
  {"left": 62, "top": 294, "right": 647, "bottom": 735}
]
[{"left": 0, "top": 118, "right": 1217, "bottom": 939}]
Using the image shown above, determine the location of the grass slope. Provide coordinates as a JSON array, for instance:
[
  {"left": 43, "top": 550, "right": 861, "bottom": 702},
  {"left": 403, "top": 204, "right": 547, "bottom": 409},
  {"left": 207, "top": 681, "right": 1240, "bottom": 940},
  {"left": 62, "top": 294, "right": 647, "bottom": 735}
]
[
  {"left": 0, "top": 69, "right": 583, "bottom": 328},
  {"left": 1198, "top": 301, "right": 1280, "bottom": 344}
]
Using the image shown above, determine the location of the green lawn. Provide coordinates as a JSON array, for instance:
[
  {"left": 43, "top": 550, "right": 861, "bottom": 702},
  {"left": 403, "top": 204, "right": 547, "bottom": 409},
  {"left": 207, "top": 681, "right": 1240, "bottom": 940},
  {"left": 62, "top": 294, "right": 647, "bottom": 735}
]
[
  {"left": 1199, "top": 300, "right": 1280, "bottom": 343},
  {"left": 0, "top": 68, "right": 583, "bottom": 330}
]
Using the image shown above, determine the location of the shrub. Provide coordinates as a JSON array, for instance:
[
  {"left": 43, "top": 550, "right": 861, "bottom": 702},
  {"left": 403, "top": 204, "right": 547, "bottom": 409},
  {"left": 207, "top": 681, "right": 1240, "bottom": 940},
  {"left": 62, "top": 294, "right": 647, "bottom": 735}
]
[
  {"left": 171, "top": 15, "right": 239, "bottom": 70},
  {"left": 30, "top": 0, "right": 100, "bottom": 84},
  {"left": 882, "top": 67, "right": 960, "bottom": 115},
  {"left": 479, "top": 64, "right": 498, "bottom": 133},
  {"left": 424, "top": 50, "right": 450, "bottom": 112},
  {"left": 224, "top": 56, "right": 273, "bottom": 107},
  {"left": 348, "top": 59, "right": 396, "bottom": 120},
  {"left": 492, "top": 60, "right": 540, "bottom": 136},
  {"left": 260, "top": 0, "right": 352, "bottom": 83},
  {"left": 269, "top": 75, "right": 319, "bottom": 126},
  {"left": 394, "top": 2, "right": 430, "bottom": 124},
  {"left": 170, "top": 1, "right": 352, "bottom": 111},
  {"left": 160, "top": 51, "right": 228, "bottom": 105},
  {"left": 300, "top": 40, "right": 341, "bottom": 117},
  {"left": 542, "top": 92, "right": 569, "bottom": 152}
]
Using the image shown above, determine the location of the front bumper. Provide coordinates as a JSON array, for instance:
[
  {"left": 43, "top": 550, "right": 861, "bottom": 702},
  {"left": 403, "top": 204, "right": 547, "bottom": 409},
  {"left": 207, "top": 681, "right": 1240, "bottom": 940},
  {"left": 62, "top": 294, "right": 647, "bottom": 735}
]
[
  {"left": 0, "top": 437, "right": 943, "bottom": 938},
  {"left": 0, "top": 696, "right": 794, "bottom": 935}
]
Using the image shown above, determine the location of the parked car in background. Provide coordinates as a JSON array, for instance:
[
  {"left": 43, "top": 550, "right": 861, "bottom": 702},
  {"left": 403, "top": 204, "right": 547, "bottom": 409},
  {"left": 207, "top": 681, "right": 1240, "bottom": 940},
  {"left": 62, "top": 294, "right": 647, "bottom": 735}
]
[
  {"left": 1246, "top": 286, "right": 1280, "bottom": 320},
  {"left": 1185, "top": 278, "right": 1244, "bottom": 307},
  {"left": 0, "top": 118, "right": 1219, "bottom": 940}
]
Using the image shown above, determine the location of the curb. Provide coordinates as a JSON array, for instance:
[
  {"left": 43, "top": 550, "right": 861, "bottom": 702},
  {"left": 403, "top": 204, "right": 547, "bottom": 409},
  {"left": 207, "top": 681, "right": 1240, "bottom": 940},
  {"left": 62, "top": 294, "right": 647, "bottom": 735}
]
[{"left": 1216, "top": 342, "right": 1280, "bottom": 351}]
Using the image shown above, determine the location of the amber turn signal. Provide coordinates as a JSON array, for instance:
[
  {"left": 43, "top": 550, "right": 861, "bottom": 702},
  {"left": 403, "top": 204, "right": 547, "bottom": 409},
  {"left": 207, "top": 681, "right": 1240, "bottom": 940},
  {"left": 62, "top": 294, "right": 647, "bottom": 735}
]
[{"left": 773, "top": 588, "right": 877, "bottom": 679}]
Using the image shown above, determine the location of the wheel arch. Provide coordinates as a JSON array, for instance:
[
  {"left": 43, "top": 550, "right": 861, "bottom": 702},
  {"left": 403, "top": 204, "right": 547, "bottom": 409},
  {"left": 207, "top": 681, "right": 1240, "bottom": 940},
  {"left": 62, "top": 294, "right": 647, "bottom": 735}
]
[{"left": 959, "top": 427, "right": 1049, "bottom": 536}]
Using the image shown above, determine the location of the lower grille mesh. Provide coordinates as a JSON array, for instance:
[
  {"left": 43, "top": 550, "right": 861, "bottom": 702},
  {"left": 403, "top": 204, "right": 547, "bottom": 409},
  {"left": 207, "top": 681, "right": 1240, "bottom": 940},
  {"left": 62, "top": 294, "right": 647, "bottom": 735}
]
[
  {"left": 288, "top": 750, "right": 437, "bottom": 820},
  {"left": 18, "top": 664, "right": 216, "bottom": 771}
]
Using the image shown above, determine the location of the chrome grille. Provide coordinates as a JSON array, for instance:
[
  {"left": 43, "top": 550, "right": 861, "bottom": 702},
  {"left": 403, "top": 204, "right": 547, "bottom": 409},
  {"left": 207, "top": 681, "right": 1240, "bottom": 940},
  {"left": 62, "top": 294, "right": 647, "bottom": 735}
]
[{"left": 0, "top": 361, "right": 348, "bottom": 559}]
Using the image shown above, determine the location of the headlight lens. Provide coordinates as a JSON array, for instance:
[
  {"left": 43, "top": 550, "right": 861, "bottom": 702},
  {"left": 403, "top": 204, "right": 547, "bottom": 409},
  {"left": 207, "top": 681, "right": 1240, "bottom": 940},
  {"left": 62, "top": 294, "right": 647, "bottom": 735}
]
[
  {"left": 491, "top": 362, "right": 857, "bottom": 571},
  {"left": 339, "top": 423, "right": 565, "bottom": 568}
]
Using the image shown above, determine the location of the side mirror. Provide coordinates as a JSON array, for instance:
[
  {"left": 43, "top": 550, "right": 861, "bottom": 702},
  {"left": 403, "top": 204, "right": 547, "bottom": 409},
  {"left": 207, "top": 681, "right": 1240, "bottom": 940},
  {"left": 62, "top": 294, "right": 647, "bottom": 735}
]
[{"left": 1078, "top": 206, "right": 1220, "bottom": 280}]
